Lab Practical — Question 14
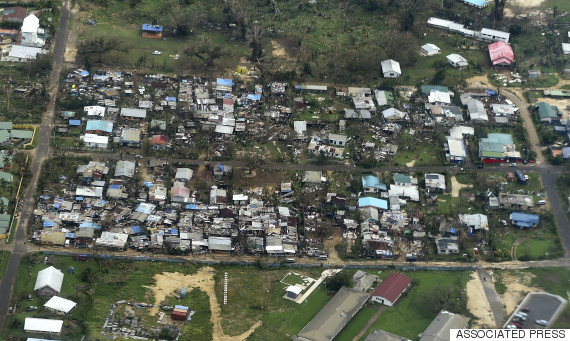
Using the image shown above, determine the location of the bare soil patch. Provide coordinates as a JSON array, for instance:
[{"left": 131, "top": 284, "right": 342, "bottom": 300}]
[
  {"left": 495, "top": 271, "right": 538, "bottom": 316},
  {"left": 64, "top": 7, "right": 80, "bottom": 63},
  {"left": 467, "top": 272, "right": 495, "bottom": 328},
  {"left": 146, "top": 268, "right": 262, "bottom": 341},
  {"left": 451, "top": 176, "right": 471, "bottom": 197}
]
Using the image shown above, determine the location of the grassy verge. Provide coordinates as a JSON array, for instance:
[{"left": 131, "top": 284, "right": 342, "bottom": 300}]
[
  {"left": 24, "top": 127, "right": 39, "bottom": 150},
  {"left": 334, "top": 306, "right": 378, "bottom": 341},
  {"left": 6, "top": 218, "right": 17, "bottom": 244},
  {"left": 493, "top": 271, "right": 507, "bottom": 295},
  {"left": 179, "top": 288, "right": 213, "bottom": 341},
  {"left": 523, "top": 267, "right": 570, "bottom": 328},
  {"left": 0, "top": 250, "right": 9, "bottom": 278},
  {"left": 556, "top": 171, "right": 570, "bottom": 221}
]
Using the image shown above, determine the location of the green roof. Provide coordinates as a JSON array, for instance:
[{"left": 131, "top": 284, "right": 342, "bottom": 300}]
[
  {"left": 480, "top": 150, "right": 505, "bottom": 158},
  {"left": 484, "top": 133, "right": 513, "bottom": 145},
  {"left": 0, "top": 122, "right": 12, "bottom": 130},
  {"left": 536, "top": 102, "right": 560, "bottom": 119},
  {"left": 0, "top": 130, "right": 9, "bottom": 144},
  {"left": 10, "top": 129, "right": 33, "bottom": 139},
  {"left": 394, "top": 173, "right": 412, "bottom": 184},
  {"left": 0, "top": 171, "right": 13, "bottom": 182}
]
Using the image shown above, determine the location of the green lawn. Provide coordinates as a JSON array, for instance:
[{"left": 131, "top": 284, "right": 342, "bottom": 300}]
[
  {"left": 334, "top": 306, "right": 378, "bottom": 341},
  {"left": 361, "top": 271, "right": 471, "bottom": 340},
  {"left": 556, "top": 171, "right": 570, "bottom": 220},
  {"left": 391, "top": 132, "right": 444, "bottom": 166},
  {"left": 213, "top": 265, "right": 329, "bottom": 340},
  {"left": 281, "top": 272, "right": 310, "bottom": 286}
]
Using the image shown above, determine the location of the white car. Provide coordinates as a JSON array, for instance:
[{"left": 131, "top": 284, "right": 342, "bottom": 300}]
[
  {"left": 152, "top": 50, "right": 161, "bottom": 55},
  {"left": 536, "top": 320, "right": 548, "bottom": 326}
]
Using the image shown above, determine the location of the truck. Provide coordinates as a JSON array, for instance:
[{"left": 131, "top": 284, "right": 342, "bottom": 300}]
[{"left": 515, "top": 170, "right": 526, "bottom": 184}]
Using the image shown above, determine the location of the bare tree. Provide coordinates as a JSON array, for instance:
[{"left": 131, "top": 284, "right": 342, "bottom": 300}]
[{"left": 247, "top": 23, "right": 264, "bottom": 62}]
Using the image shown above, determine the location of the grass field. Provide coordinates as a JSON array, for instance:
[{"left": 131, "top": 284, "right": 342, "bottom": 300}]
[
  {"left": 391, "top": 132, "right": 444, "bottom": 166},
  {"left": 213, "top": 265, "right": 329, "bottom": 340},
  {"left": 360, "top": 271, "right": 471, "bottom": 340}
]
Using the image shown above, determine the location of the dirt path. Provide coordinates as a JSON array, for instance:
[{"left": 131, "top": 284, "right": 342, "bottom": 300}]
[
  {"left": 497, "top": 271, "right": 539, "bottom": 316},
  {"left": 147, "top": 267, "right": 262, "bottom": 341},
  {"left": 405, "top": 160, "right": 416, "bottom": 167},
  {"left": 63, "top": 6, "right": 79, "bottom": 63},
  {"left": 351, "top": 306, "right": 386, "bottom": 341},
  {"left": 466, "top": 271, "right": 496, "bottom": 328},
  {"left": 451, "top": 176, "right": 470, "bottom": 197}
]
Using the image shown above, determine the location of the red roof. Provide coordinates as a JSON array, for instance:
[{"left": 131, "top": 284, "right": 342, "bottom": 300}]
[
  {"left": 1, "top": 7, "right": 27, "bottom": 22},
  {"left": 488, "top": 41, "right": 514, "bottom": 66},
  {"left": 371, "top": 273, "right": 412, "bottom": 302},
  {"left": 171, "top": 185, "right": 190, "bottom": 198},
  {"left": 150, "top": 134, "right": 168, "bottom": 146}
]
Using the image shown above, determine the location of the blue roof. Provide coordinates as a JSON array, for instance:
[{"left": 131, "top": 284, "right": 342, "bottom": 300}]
[
  {"left": 43, "top": 222, "right": 54, "bottom": 227},
  {"left": 186, "top": 204, "right": 199, "bottom": 210},
  {"left": 109, "top": 184, "right": 121, "bottom": 189},
  {"left": 65, "top": 232, "right": 75, "bottom": 238},
  {"left": 175, "top": 305, "right": 189, "bottom": 310},
  {"left": 166, "top": 96, "right": 176, "bottom": 102},
  {"left": 86, "top": 120, "right": 113, "bottom": 133},
  {"left": 75, "top": 196, "right": 84, "bottom": 201},
  {"left": 247, "top": 94, "right": 261, "bottom": 101},
  {"left": 464, "top": 0, "right": 488, "bottom": 6},
  {"left": 358, "top": 197, "right": 388, "bottom": 210},
  {"left": 130, "top": 225, "right": 143, "bottom": 234},
  {"left": 69, "top": 119, "right": 81, "bottom": 126},
  {"left": 80, "top": 70, "right": 90, "bottom": 77},
  {"left": 362, "top": 175, "right": 387, "bottom": 191},
  {"left": 510, "top": 212, "right": 540, "bottom": 224},
  {"left": 217, "top": 78, "right": 233, "bottom": 86},
  {"left": 142, "top": 24, "right": 163, "bottom": 32}
]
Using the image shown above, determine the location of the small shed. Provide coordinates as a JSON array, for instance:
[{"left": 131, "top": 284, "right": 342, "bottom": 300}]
[
  {"left": 142, "top": 24, "right": 163, "bottom": 39},
  {"left": 286, "top": 285, "right": 302, "bottom": 299}
]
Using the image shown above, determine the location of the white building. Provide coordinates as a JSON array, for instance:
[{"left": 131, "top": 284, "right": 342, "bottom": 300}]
[
  {"left": 81, "top": 134, "right": 109, "bottom": 149},
  {"left": 1, "top": 45, "right": 43, "bottom": 62},
  {"left": 447, "top": 54, "right": 468, "bottom": 68},
  {"left": 480, "top": 28, "right": 510, "bottom": 43},
  {"left": 34, "top": 266, "right": 64, "bottom": 297},
  {"left": 21, "top": 14, "right": 44, "bottom": 47},
  {"left": 381, "top": 59, "right": 401, "bottom": 78},
  {"left": 24, "top": 318, "right": 64, "bottom": 334},
  {"left": 44, "top": 296, "right": 77, "bottom": 315},
  {"left": 421, "top": 43, "right": 441, "bottom": 56}
]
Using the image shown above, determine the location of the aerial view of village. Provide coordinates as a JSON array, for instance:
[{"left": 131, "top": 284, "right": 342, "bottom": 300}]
[{"left": 0, "top": 0, "right": 569, "bottom": 340}]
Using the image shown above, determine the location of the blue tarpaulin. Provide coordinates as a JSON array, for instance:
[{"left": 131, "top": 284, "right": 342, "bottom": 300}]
[
  {"left": 75, "top": 197, "right": 84, "bottom": 201},
  {"left": 130, "top": 226, "right": 143, "bottom": 234},
  {"left": 109, "top": 185, "right": 121, "bottom": 189},
  {"left": 247, "top": 94, "right": 261, "bottom": 101},
  {"left": 170, "top": 229, "right": 178, "bottom": 235},
  {"left": 65, "top": 232, "right": 75, "bottom": 238},
  {"left": 80, "top": 70, "right": 90, "bottom": 77},
  {"left": 69, "top": 119, "right": 81, "bottom": 126},
  {"left": 166, "top": 96, "right": 176, "bottom": 102},
  {"left": 218, "top": 164, "right": 224, "bottom": 172},
  {"left": 53, "top": 203, "right": 60, "bottom": 208},
  {"left": 450, "top": 228, "right": 457, "bottom": 234},
  {"left": 486, "top": 90, "right": 496, "bottom": 95},
  {"left": 144, "top": 181, "right": 154, "bottom": 188},
  {"left": 186, "top": 204, "right": 199, "bottom": 210},
  {"left": 43, "top": 222, "right": 54, "bottom": 227},
  {"left": 216, "top": 78, "right": 233, "bottom": 86},
  {"left": 142, "top": 24, "right": 163, "bottom": 32}
]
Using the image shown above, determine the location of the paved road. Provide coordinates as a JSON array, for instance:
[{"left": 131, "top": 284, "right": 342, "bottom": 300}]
[
  {"left": 478, "top": 269, "right": 505, "bottom": 327},
  {"left": 0, "top": 0, "right": 71, "bottom": 331}
]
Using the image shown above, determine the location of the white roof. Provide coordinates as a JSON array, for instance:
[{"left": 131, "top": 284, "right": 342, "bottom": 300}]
[
  {"left": 215, "top": 125, "right": 234, "bottom": 134},
  {"left": 21, "top": 14, "right": 39, "bottom": 33},
  {"left": 427, "top": 17, "right": 454, "bottom": 28},
  {"left": 286, "top": 285, "right": 303, "bottom": 295},
  {"left": 120, "top": 108, "right": 147, "bottom": 118},
  {"left": 447, "top": 138, "right": 466, "bottom": 157},
  {"left": 374, "top": 90, "right": 389, "bottom": 106},
  {"left": 428, "top": 91, "right": 451, "bottom": 104},
  {"left": 459, "top": 213, "right": 489, "bottom": 230},
  {"left": 388, "top": 185, "right": 420, "bottom": 201},
  {"left": 421, "top": 43, "right": 440, "bottom": 54},
  {"left": 96, "top": 231, "right": 129, "bottom": 248},
  {"left": 382, "top": 107, "right": 407, "bottom": 120},
  {"left": 82, "top": 134, "right": 109, "bottom": 144},
  {"left": 294, "top": 121, "right": 307, "bottom": 135},
  {"left": 481, "top": 28, "right": 510, "bottom": 40},
  {"left": 8, "top": 45, "right": 42, "bottom": 59},
  {"left": 34, "top": 266, "right": 63, "bottom": 293},
  {"left": 447, "top": 54, "right": 468, "bottom": 66},
  {"left": 175, "top": 168, "right": 193, "bottom": 180},
  {"left": 84, "top": 105, "right": 105, "bottom": 117},
  {"left": 562, "top": 43, "right": 570, "bottom": 55},
  {"left": 44, "top": 296, "right": 77, "bottom": 314},
  {"left": 24, "top": 318, "right": 63, "bottom": 333},
  {"left": 233, "top": 194, "right": 249, "bottom": 201},
  {"left": 381, "top": 59, "right": 401, "bottom": 75},
  {"left": 449, "top": 126, "right": 474, "bottom": 139}
]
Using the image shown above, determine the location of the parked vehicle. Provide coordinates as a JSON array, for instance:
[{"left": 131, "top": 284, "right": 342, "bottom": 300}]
[
  {"left": 536, "top": 320, "right": 548, "bottom": 326},
  {"left": 506, "top": 324, "right": 518, "bottom": 329},
  {"left": 284, "top": 258, "right": 295, "bottom": 263},
  {"left": 317, "top": 255, "right": 328, "bottom": 260},
  {"left": 26, "top": 306, "right": 37, "bottom": 312}
]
